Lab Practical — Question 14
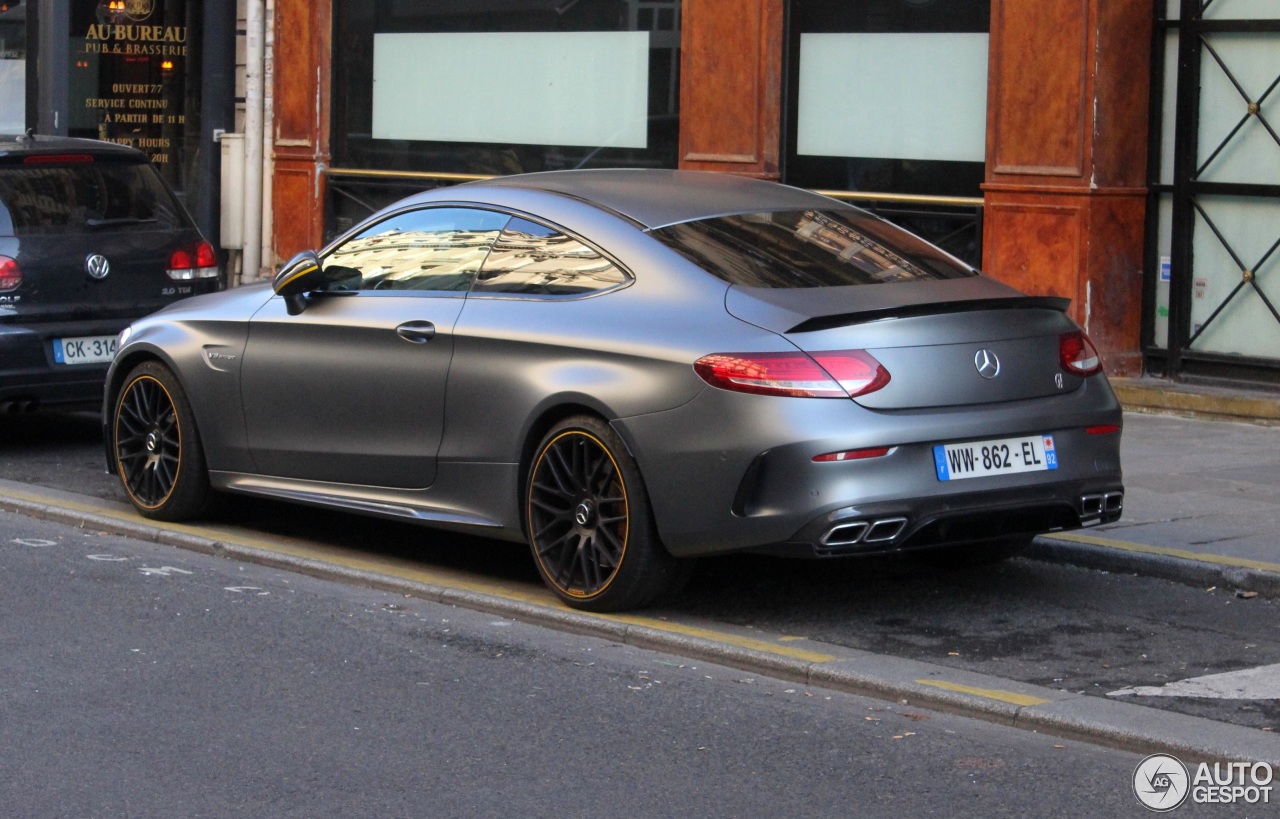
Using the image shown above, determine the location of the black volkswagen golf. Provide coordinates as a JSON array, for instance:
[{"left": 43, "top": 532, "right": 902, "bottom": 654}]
[{"left": 0, "top": 134, "right": 220, "bottom": 413}]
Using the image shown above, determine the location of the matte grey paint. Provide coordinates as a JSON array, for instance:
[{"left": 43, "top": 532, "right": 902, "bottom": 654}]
[{"left": 103, "top": 169, "right": 1124, "bottom": 559}]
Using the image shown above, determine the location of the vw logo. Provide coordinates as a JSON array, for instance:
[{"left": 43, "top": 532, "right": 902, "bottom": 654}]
[
  {"left": 974, "top": 349, "right": 1001, "bottom": 379},
  {"left": 85, "top": 254, "right": 111, "bottom": 280}
]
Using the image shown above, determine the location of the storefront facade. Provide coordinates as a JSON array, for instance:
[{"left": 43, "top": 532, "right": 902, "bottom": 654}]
[
  {"left": 20, "top": 1, "right": 1277, "bottom": 385},
  {"left": 1148, "top": 1, "right": 1280, "bottom": 385},
  {"left": 14, "top": 0, "right": 236, "bottom": 244}
]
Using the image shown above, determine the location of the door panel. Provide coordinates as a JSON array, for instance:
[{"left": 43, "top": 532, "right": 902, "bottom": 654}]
[{"left": 241, "top": 292, "right": 464, "bottom": 488}]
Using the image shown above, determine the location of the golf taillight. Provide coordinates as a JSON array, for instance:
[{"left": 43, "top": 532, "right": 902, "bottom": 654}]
[
  {"left": 167, "top": 240, "right": 219, "bottom": 280},
  {"left": 1059, "top": 331, "right": 1102, "bottom": 376},
  {"left": 23, "top": 154, "right": 94, "bottom": 164},
  {"left": 0, "top": 255, "right": 22, "bottom": 291},
  {"left": 693, "top": 349, "right": 890, "bottom": 398}
]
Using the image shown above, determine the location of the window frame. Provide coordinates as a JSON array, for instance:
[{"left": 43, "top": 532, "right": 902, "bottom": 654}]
[
  {"left": 313, "top": 202, "right": 635, "bottom": 301},
  {"left": 469, "top": 214, "right": 635, "bottom": 301}
]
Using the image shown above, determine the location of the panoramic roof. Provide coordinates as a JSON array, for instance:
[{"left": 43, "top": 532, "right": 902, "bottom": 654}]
[{"left": 459, "top": 169, "right": 845, "bottom": 230}]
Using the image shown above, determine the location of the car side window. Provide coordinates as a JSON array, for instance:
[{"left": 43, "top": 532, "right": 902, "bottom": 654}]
[
  {"left": 472, "top": 217, "right": 629, "bottom": 297},
  {"left": 319, "top": 207, "right": 509, "bottom": 293}
]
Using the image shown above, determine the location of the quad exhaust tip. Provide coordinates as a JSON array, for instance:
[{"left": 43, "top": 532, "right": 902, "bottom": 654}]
[
  {"left": 1080, "top": 491, "right": 1124, "bottom": 520},
  {"left": 820, "top": 516, "right": 908, "bottom": 548}
]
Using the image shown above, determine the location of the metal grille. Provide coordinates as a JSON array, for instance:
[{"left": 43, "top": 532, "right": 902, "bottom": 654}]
[{"left": 1147, "top": 0, "right": 1280, "bottom": 384}]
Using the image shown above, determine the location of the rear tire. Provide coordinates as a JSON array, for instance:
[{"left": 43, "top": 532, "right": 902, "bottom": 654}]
[
  {"left": 112, "top": 360, "right": 213, "bottom": 521},
  {"left": 525, "top": 415, "right": 685, "bottom": 612}
]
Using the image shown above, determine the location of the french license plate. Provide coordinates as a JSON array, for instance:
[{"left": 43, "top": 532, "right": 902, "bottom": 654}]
[
  {"left": 933, "top": 434, "right": 1058, "bottom": 481},
  {"left": 53, "top": 335, "right": 117, "bottom": 365}
]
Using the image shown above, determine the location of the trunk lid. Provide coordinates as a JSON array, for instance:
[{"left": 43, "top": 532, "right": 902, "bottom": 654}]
[
  {"left": 3, "top": 227, "right": 203, "bottom": 323},
  {"left": 726, "top": 278, "right": 1084, "bottom": 410}
]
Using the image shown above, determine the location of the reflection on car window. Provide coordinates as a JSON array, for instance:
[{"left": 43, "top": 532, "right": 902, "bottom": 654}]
[
  {"left": 473, "top": 217, "right": 629, "bottom": 296},
  {"left": 651, "top": 209, "right": 976, "bottom": 288},
  {"left": 320, "top": 207, "right": 509, "bottom": 292},
  {"left": 0, "top": 162, "right": 182, "bottom": 237}
]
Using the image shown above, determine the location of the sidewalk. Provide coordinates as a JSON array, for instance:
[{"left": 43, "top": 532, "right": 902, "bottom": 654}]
[{"left": 1032, "top": 378, "right": 1280, "bottom": 596}]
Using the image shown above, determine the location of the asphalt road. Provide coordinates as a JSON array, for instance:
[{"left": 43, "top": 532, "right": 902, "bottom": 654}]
[
  {"left": 0, "top": 509, "right": 1164, "bottom": 818},
  {"left": 2, "top": 412, "right": 1278, "bottom": 736}
]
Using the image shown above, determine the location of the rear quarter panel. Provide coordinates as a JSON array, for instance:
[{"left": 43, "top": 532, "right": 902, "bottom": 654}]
[{"left": 440, "top": 207, "right": 788, "bottom": 484}]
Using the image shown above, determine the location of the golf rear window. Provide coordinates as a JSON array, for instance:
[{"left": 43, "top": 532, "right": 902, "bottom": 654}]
[
  {"left": 651, "top": 209, "right": 976, "bottom": 288},
  {"left": 0, "top": 161, "right": 185, "bottom": 237}
]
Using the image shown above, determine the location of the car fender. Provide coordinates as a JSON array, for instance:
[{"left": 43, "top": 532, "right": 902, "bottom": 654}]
[{"left": 104, "top": 317, "right": 254, "bottom": 475}]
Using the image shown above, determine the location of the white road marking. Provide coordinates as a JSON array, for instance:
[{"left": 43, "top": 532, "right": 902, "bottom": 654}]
[
  {"left": 12, "top": 538, "right": 56, "bottom": 547},
  {"left": 87, "top": 554, "right": 130, "bottom": 562},
  {"left": 1108, "top": 663, "right": 1280, "bottom": 700},
  {"left": 137, "top": 566, "right": 194, "bottom": 577},
  {"left": 224, "top": 586, "right": 267, "bottom": 595}
]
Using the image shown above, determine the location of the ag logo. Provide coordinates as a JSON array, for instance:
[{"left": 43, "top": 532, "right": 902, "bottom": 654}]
[
  {"left": 124, "top": 0, "right": 155, "bottom": 21},
  {"left": 1133, "top": 754, "right": 1190, "bottom": 812}
]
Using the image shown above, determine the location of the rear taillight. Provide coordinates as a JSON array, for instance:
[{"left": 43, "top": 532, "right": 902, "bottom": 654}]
[
  {"left": 0, "top": 255, "right": 22, "bottom": 291},
  {"left": 168, "top": 240, "right": 219, "bottom": 280},
  {"left": 1059, "top": 331, "right": 1102, "bottom": 376},
  {"left": 693, "top": 349, "right": 890, "bottom": 398}
]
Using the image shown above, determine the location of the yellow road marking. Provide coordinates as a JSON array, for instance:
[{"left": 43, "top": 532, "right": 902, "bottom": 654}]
[
  {"left": 604, "top": 615, "right": 835, "bottom": 663},
  {"left": 4, "top": 485, "right": 835, "bottom": 664},
  {"left": 1047, "top": 531, "right": 1280, "bottom": 575},
  {"left": 915, "top": 679, "right": 1051, "bottom": 707}
]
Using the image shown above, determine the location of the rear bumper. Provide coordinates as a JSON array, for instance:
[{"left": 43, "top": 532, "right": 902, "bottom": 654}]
[
  {"left": 0, "top": 321, "right": 124, "bottom": 411},
  {"left": 615, "top": 375, "right": 1124, "bottom": 558},
  {"left": 763, "top": 478, "right": 1123, "bottom": 558}
]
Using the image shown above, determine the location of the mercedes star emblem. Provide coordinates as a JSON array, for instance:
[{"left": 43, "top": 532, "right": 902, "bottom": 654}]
[
  {"left": 974, "top": 349, "right": 1000, "bottom": 379},
  {"left": 85, "top": 254, "right": 111, "bottom": 280}
]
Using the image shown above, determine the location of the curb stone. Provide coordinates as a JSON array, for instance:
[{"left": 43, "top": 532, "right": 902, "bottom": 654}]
[{"left": 1028, "top": 536, "right": 1280, "bottom": 598}]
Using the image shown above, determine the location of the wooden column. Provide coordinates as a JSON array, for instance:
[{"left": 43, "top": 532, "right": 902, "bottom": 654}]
[
  {"left": 983, "top": 0, "right": 1151, "bottom": 375},
  {"left": 270, "top": 0, "right": 331, "bottom": 263},
  {"left": 678, "top": 0, "right": 783, "bottom": 179}
]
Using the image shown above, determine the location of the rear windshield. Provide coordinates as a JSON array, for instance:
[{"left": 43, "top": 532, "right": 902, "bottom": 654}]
[
  {"left": 0, "top": 160, "right": 186, "bottom": 237},
  {"left": 651, "top": 209, "right": 976, "bottom": 287}
]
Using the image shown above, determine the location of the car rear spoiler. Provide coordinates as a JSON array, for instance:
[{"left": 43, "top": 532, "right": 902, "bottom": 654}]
[{"left": 787, "top": 296, "right": 1071, "bottom": 334}]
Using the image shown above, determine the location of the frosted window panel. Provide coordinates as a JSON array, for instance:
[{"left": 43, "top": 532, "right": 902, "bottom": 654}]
[
  {"left": 1159, "top": 32, "right": 1178, "bottom": 186},
  {"left": 372, "top": 32, "right": 649, "bottom": 149},
  {"left": 1152, "top": 194, "right": 1173, "bottom": 349},
  {"left": 1196, "top": 34, "right": 1280, "bottom": 186},
  {"left": 797, "top": 33, "right": 989, "bottom": 163},
  {"left": 1203, "top": 0, "right": 1280, "bottom": 19},
  {"left": 1188, "top": 196, "right": 1280, "bottom": 359},
  {"left": 0, "top": 61, "right": 23, "bottom": 133}
]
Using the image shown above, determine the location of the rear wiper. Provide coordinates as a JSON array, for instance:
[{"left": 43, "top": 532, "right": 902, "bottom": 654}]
[{"left": 85, "top": 217, "right": 158, "bottom": 229}]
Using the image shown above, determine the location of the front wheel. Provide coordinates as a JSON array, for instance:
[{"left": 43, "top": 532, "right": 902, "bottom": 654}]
[
  {"left": 525, "top": 416, "right": 685, "bottom": 612},
  {"left": 112, "top": 360, "right": 213, "bottom": 521}
]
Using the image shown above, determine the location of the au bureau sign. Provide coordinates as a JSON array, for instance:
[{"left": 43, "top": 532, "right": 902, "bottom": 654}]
[{"left": 68, "top": 0, "right": 197, "bottom": 194}]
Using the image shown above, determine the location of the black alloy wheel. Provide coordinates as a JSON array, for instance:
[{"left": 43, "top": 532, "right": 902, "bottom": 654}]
[
  {"left": 526, "top": 415, "right": 684, "bottom": 611},
  {"left": 113, "top": 360, "right": 212, "bottom": 521}
]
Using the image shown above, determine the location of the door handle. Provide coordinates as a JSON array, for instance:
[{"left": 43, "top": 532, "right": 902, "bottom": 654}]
[{"left": 395, "top": 321, "right": 436, "bottom": 344}]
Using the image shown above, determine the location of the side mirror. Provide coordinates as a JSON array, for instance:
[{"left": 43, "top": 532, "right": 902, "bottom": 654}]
[{"left": 273, "top": 250, "right": 321, "bottom": 315}]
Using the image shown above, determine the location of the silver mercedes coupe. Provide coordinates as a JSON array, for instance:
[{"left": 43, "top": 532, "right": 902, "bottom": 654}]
[{"left": 103, "top": 170, "right": 1124, "bottom": 611}]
